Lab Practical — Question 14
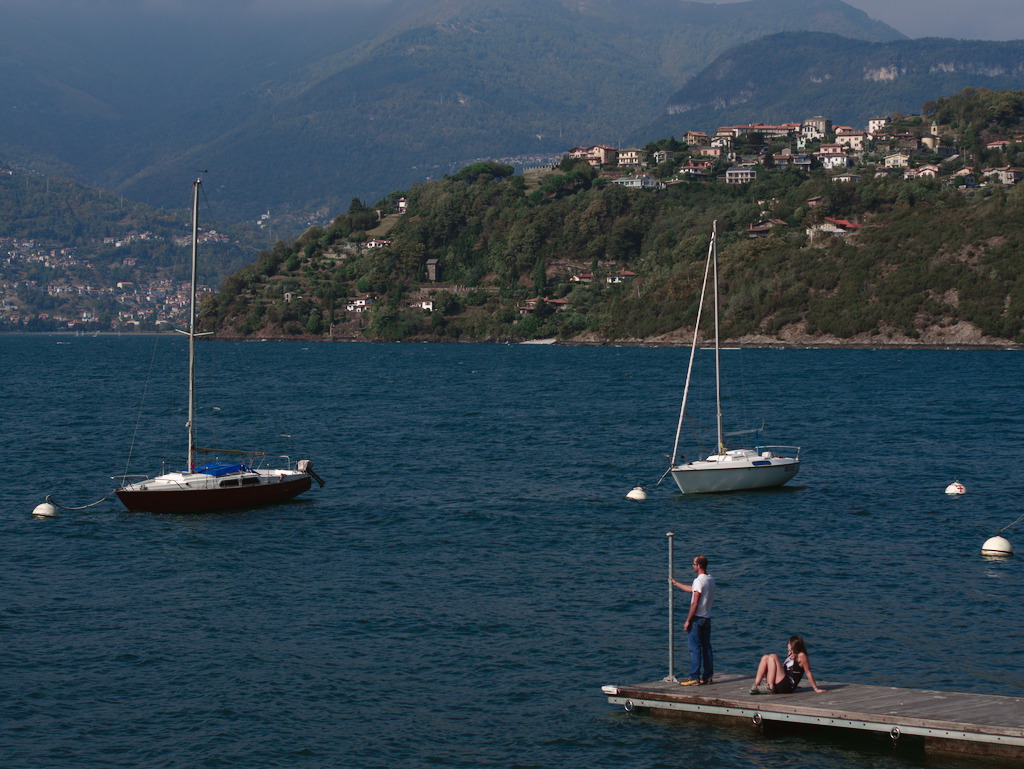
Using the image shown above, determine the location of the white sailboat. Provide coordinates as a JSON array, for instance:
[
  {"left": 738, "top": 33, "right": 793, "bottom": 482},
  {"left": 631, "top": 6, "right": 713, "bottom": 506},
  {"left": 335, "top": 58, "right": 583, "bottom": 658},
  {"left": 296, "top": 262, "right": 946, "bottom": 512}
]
[
  {"left": 116, "top": 178, "right": 323, "bottom": 513},
  {"left": 668, "top": 222, "right": 800, "bottom": 494}
]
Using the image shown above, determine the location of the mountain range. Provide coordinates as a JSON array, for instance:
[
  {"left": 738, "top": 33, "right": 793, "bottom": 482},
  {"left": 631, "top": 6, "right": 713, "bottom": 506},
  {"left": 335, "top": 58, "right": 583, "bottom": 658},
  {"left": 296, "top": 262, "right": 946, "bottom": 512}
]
[
  {"left": 649, "top": 33, "right": 1024, "bottom": 134},
  {"left": 3, "top": 0, "right": 1023, "bottom": 226}
]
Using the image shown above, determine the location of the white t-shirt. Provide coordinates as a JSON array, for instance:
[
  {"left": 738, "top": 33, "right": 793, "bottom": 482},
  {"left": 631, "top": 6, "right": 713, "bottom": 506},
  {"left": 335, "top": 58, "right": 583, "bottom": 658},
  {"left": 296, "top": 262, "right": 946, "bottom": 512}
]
[{"left": 692, "top": 573, "right": 715, "bottom": 617}]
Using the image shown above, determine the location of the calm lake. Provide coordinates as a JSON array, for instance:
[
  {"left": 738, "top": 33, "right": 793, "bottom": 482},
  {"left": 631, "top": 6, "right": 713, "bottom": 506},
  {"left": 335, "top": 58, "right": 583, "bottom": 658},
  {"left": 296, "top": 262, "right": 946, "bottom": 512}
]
[{"left": 2, "top": 335, "right": 1022, "bottom": 768}]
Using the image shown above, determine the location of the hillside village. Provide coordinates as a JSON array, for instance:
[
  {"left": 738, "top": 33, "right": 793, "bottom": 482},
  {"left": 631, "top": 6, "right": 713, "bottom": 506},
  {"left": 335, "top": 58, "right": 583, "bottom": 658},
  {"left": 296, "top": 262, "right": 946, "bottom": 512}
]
[
  {"left": 334, "top": 110, "right": 1024, "bottom": 324},
  {"left": 0, "top": 231, "right": 222, "bottom": 330},
  {"left": 574, "top": 113, "right": 1019, "bottom": 195},
  {"left": 5, "top": 97, "right": 1024, "bottom": 339}
]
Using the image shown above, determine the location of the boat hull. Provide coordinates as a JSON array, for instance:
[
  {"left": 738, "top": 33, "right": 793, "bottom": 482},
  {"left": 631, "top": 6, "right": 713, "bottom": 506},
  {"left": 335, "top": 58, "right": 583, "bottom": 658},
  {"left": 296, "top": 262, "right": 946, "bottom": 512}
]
[
  {"left": 670, "top": 454, "right": 799, "bottom": 495},
  {"left": 116, "top": 473, "right": 312, "bottom": 513}
]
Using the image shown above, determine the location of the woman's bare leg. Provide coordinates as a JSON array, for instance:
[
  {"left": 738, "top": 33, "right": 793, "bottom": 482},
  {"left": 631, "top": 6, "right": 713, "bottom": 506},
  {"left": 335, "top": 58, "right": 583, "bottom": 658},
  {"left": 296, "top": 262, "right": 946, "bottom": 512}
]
[
  {"left": 765, "top": 654, "right": 786, "bottom": 686},
  {"left": 753, "top": 654, "right": 773, "bottom": 685}
]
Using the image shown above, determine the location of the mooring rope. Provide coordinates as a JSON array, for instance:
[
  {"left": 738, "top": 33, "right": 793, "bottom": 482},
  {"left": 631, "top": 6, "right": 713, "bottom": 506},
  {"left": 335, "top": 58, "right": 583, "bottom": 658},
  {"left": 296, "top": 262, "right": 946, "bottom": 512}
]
[
  {"left": 652, "top": 466, "right": 673, "bottom": 488},
  {"left": 45, "top": 492, "right": 117, "bottom": 511},
  {"left": 649, "top": 414, "right": 721, "bottom": 489},
  {"left": 998, "top": 511, "right": 1024, "bottom": 535}
]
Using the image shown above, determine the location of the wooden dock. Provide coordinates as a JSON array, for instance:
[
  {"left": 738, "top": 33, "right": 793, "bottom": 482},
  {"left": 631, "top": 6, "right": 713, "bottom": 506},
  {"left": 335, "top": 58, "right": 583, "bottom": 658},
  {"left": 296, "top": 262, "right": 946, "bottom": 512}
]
[{"left": 602, "top": 674, "right": 1024, "bottom": 758}]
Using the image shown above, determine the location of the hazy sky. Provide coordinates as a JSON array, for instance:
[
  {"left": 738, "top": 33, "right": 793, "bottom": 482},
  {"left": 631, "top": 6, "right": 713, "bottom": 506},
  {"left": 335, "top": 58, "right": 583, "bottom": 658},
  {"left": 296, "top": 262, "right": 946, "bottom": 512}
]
[
  {"left": 833, "top": 0, "right": 1024, "bottom": 40},
  {"left": 7, "top": 0, "right": 1024, "bottom": 40},
  {"left": 710, "top": 0, "right": 1024, "bottom": 40}
]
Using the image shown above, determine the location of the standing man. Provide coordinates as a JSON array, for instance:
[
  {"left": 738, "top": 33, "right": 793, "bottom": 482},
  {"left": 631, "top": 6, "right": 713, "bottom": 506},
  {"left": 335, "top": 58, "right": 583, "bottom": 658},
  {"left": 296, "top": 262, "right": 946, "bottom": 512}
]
[{"left": 671, "top": 554, "right": 715, "bottom": 686}]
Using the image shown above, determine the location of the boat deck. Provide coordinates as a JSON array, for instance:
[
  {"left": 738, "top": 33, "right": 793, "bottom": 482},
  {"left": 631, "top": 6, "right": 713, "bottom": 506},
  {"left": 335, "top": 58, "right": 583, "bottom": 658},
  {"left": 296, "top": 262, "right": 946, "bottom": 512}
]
[{"left": 602, "top": 674, "right": 1024, "bottom": 758}]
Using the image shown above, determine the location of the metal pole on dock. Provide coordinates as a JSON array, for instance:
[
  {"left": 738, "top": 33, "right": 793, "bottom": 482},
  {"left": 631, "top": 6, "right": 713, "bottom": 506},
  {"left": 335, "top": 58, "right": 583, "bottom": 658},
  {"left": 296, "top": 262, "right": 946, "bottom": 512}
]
[{"left": 664, "top": 531, "right": 677, "bottom": 682}]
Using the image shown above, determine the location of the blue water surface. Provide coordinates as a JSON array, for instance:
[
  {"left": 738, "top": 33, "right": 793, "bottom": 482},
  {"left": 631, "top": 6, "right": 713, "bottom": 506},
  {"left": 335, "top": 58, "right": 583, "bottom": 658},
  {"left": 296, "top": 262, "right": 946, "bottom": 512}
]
[{"left": 2, "top": 335, "right": 1022, "bottom": 768}]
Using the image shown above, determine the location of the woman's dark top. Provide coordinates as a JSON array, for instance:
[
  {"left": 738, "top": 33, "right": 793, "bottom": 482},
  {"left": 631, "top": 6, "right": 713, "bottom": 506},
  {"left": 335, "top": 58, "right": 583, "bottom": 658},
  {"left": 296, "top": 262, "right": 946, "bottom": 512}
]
[{"left": 773, "top": 654, "right": 804, "bottom": 694}]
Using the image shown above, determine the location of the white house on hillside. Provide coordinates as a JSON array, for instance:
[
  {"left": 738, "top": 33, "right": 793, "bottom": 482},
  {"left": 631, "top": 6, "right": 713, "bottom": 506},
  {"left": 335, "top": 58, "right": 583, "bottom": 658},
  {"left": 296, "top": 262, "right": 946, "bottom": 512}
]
[
  {"left": 984, "top": 166, "right": 1023, "bottom": 185},
  {"left": 346, "top": 296, "right": 376, "bottom": 313},
  {"left": 612, "top": 174, "right": 664, "bottom": 190},
  {"left": 867, "top": 117, "right": 890, "bottom": 136},
  {"left": 617, "top": 148, "right": 649, "bottom": 166},
  {"left": 836, "top": 129, "right": 867, "bottom": 150},
  {"left": 724, "top": 167, "right": 756, "bottom": 184},
  {"left": 816, "top": 145, "right": 851, "bottom": 169},
  {"left": 802, "top": 116, "right": 832, "bottom": 140}
]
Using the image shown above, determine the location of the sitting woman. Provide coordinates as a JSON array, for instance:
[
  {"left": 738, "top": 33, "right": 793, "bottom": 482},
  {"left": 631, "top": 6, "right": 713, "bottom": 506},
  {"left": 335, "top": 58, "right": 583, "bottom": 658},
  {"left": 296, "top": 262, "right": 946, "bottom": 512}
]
[{"left": 749, "top": 635, "right": 825, "bottom": 694}]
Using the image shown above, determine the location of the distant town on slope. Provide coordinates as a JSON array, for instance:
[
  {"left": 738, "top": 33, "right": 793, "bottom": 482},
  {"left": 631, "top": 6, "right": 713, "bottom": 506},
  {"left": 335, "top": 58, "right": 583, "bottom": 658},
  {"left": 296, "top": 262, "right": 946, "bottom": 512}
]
[{"left": 7, "top": 89, "right": 1024, "bottom": 346}]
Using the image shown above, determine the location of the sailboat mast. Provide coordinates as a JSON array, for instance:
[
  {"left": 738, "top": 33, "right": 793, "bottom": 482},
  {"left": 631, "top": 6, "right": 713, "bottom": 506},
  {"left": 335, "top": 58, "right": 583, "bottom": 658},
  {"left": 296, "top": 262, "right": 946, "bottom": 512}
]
[
  {"left": 186, "top": 178, "right": 200, "bottom": 471},
  {"left": 712, "top": 221, "right": 724, "bottom": 455},
  {"left": 670, "top": 225, "right": 716, "bottom": 467}
]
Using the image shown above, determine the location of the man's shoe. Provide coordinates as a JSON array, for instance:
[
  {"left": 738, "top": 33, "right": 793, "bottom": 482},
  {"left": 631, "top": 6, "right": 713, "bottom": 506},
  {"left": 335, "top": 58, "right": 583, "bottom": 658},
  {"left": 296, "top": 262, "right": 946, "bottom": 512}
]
[
  {"left": 678, "top": 677, "right": 701, "bottom": 686},
  {"left": 700, "top": 678, "right": 713, "bottom": 685}
]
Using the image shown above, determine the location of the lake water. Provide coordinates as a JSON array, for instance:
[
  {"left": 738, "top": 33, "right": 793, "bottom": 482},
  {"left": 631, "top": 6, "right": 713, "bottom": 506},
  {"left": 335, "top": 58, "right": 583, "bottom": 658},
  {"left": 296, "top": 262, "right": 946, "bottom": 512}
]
[{"left": 2, "top": 335, "right": 1023, "bottom": 768}]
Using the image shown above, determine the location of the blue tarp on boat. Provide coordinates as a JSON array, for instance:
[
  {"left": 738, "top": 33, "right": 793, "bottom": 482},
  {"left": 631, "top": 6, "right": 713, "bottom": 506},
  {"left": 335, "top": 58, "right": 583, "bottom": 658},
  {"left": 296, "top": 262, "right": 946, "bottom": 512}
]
[{"left": 195, "top": 462, "right": 252, "bottom": 477}]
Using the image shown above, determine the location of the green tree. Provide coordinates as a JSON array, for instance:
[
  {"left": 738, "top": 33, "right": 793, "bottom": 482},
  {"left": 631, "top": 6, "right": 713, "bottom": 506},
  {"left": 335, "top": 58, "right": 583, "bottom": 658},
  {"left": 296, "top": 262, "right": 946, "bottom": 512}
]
[
  {"left": 451, "top": 161, "right": 515, "bottom": 183},
  {"left": 305, "top": 307, "right": 324, "bottom": 335}
]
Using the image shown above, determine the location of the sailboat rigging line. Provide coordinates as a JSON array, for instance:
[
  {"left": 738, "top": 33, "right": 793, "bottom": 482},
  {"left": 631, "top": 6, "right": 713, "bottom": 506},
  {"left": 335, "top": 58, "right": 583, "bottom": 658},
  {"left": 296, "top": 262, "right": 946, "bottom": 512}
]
[
  {"left": 121, "top": 334, "right": 164, "bottom": 485},
  {"left": 46, "top": 492, "right": 117, "bottom": 511},
  {"left": 196, "top": 171, "right": 221, "bottom": 226},
  {"left": 670, "top": 221, "right": 716, "bottom": 469}
]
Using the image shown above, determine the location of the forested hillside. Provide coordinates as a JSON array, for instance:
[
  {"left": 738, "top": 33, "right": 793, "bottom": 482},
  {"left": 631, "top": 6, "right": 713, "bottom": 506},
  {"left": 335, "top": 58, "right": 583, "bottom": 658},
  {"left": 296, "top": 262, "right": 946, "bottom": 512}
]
[
  {"left": 201, "top": 89, "right": 1024, "bottom": 347},
  {"left": 201, "top": 170, "right": 1024, "bottom": 345}
]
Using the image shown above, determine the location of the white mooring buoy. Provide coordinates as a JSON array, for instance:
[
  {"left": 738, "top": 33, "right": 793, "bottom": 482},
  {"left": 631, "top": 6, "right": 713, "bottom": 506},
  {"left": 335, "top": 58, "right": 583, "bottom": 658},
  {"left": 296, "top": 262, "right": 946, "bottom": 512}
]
[
  {"left": 945, "top": 480, "right": 966, "bottom": 495},
  {"left": 626, "top": 486, "right": 647, "bottom": 501},
  {"left": 981, "top": 535, "right": 1013, "bottom": 557},
  {"left": 32, "top": 502, "right": 58, "bottom": 518}
]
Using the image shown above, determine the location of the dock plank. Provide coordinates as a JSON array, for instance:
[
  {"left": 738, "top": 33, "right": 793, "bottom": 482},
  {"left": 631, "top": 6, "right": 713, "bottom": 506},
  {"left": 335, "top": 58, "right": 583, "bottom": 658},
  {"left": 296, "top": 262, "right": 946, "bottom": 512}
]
[{"left": 601, "top": 674, "right": 1024, "bottom": 757}]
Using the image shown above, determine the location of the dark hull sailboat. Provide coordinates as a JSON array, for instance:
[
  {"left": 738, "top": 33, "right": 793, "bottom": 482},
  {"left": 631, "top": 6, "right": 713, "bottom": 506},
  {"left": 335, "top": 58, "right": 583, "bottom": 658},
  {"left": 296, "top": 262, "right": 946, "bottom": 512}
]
[
  {"left": 115, "top": 179, "right": 322, "bottom": 513},
  {"left": 116, "top": 467, "right": 313, "bottom": 513}
]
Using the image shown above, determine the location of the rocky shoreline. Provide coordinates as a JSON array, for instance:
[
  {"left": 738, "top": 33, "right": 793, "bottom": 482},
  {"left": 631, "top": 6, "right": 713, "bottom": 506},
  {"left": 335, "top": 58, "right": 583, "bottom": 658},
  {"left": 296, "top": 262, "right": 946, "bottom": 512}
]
[
  {"left": 218, "top": 330, "right": 1021, "bottom": 349},
  {"left": 26, "top": 320, "right": 1020, "bottom": 350},
  {"left": 568, "top": 319, "right": 1022, "bottom": 350}
]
